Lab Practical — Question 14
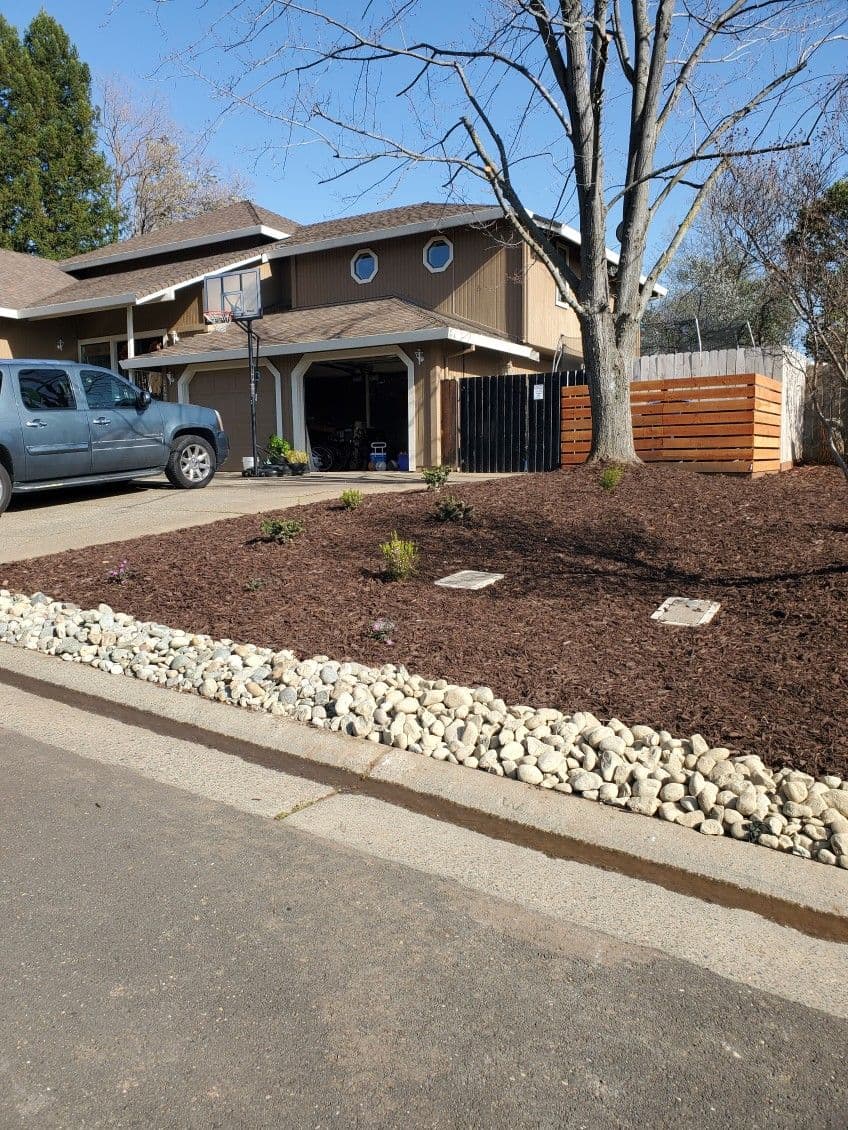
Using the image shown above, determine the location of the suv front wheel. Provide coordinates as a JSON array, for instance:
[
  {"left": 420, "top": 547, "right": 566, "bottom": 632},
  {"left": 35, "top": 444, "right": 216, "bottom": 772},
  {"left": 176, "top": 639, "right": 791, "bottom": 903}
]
[
  {"left": 0, "top": 464, "right": 11, "bottom": 515},
  {"left": 165, "top": 435, "right": 217, "bottom": 489}
]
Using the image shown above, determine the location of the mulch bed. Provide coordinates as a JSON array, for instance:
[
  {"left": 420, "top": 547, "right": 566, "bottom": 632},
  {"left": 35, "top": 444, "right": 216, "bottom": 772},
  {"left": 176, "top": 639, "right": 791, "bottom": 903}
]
[{"left": 3, "top": 465, "right": 846, "bottom": 778}]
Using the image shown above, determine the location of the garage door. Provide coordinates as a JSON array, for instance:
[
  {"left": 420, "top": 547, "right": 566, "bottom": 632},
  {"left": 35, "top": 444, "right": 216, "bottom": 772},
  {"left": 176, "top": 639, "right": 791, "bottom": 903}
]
[{"left": 188, "top": 368, "right": 278, "bottom": 471}]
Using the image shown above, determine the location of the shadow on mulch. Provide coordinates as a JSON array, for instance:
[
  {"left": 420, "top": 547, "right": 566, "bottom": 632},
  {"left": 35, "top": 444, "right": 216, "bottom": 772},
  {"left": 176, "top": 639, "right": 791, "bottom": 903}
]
[{"left": 2, "top": 464, "right": 846, "bottom": 779}]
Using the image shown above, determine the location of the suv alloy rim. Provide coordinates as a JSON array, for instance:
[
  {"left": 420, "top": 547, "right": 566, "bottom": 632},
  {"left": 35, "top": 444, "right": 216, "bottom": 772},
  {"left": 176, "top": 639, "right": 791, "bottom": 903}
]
[{"left": 179, "top": 443, "right": 212, "bottom": 482}]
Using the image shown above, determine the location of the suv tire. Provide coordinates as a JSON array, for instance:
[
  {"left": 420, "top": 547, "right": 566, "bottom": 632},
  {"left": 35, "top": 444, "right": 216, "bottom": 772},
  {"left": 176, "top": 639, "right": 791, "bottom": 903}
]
[
  {"left": 0, "top": 464, "right": 11, "bottom": 515},
  {"left": 165, "top": 435, "right": 217, "bottom": 489}
]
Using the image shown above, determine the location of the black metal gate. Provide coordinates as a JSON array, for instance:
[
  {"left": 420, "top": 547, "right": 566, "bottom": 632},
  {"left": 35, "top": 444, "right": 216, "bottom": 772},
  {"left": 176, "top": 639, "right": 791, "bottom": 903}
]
[{"left": 457, "top": 371, "right": 584, "bottom": 473}]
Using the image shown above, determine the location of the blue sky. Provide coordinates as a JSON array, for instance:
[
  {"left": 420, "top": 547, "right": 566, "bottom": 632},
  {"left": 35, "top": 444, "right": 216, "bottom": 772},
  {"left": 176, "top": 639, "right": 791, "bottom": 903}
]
[{"left": 5, "top": 1, "right": 845, "bottom": 269}]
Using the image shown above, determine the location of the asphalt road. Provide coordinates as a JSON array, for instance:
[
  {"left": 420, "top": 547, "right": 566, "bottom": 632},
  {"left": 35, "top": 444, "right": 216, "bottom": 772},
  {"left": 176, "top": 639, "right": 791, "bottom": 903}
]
[{"left": 1, "top": 727, "right": 846, "bottom": 1129}]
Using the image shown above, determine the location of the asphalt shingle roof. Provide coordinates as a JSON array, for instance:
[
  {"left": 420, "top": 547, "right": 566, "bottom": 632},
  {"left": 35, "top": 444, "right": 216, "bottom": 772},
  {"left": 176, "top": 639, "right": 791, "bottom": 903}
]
[
  {"left": 59, "top": 201, "right": 299, "bottom": 270},
  {"left": 0, "top": 250, "right": 75, "bottom": 308},
  {"left": 19, "top": 244, "right": 271, "bottom": 312},
  {"left": 125, "top": 296, "right": 510, "bottom": 366}
]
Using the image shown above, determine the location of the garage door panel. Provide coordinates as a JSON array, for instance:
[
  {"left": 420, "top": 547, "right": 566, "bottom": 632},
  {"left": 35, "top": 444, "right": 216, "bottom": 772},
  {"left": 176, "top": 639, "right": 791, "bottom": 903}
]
[{"left": 188, "top": 367, "right": 277, "bottom": 471}]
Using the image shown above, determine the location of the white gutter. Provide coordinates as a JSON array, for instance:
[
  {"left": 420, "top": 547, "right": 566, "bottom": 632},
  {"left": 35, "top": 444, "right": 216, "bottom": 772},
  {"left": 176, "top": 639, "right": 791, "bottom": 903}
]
[
  {"left": 20, "top": 292, "right": 138, "bottom": 319},
  {"left": 61, "top": 224, "right": 290, "bottom": 272},
  {"left": 0, "top": 306, "right": 21, "bottom": 319},
  {"left": 527, "top": 211, "right": 668, "bottom": 298},
  {"left": 264, "top": 207, "right": 504, "bottom": 261},
  {"left": 122, "top": 324, "right": 539, "bottom": 370}
]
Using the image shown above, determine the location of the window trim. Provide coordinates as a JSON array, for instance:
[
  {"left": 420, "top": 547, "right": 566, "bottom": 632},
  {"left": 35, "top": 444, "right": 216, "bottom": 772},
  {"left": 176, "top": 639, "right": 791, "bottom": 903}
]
[
  {"left": 78, "top": 329, "right": 167, "bottom": 370},
  {"left": 423, "top": 236, "right": 454, "bottom": 274},
  {"left": 350, "top": 248, "right": 379, "bottom": 285},
  {"left": 555, "top": 287, "right": 570, "bottom": 309}
]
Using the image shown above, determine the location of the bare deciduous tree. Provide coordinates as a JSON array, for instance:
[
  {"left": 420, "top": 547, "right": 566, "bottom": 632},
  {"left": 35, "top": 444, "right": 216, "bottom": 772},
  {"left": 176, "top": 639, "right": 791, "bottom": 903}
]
[
  {"left": 711, "top": 114, "right": 848, "bottom": 479},
  {"left": 98, "top": 78, "right": 251, "bottom": 239},
  {"left": 173, "top": 1, "right": 847, "bottom": 460}
]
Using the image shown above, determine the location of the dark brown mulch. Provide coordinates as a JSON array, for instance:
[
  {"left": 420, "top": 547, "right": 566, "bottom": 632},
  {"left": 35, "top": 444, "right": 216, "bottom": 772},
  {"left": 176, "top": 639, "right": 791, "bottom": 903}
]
[{"left": 3, "top": 465, "right": 847, "bottom": 777}]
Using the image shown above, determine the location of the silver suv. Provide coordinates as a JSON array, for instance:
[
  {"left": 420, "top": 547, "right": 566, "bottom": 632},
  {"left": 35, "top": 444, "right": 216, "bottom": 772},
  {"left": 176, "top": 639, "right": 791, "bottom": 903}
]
[{"left": 0, "top": 360, "right": 230, "bottom": 515}]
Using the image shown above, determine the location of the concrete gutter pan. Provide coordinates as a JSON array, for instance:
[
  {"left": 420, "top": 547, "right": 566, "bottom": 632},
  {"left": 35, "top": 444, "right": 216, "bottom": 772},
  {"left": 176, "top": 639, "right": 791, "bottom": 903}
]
[{"left": 0, "top": 646, "right": 844, "bottom": 943}]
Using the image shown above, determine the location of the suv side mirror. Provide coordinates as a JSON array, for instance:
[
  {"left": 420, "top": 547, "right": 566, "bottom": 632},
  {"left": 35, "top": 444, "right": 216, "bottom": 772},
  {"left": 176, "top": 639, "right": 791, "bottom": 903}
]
[{"left": 137, "top": 388, "right": 152, "bottom": 409}]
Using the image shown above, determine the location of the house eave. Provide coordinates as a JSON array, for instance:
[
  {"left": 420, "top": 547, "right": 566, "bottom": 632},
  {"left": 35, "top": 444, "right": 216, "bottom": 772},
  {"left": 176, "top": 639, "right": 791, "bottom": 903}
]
[
  {"left": 61, "top": 224, "right": 290, "bottom": 272},
  {"left": 264, "top": 207, "right": 505, "bottom": 261},
  {"left": 121, "top": 324, "right": 539, "bottom": 370}
]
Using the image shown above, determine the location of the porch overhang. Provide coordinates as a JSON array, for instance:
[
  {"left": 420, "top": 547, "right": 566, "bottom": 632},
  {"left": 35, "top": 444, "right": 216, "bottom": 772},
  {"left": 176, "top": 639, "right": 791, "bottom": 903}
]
[{"left": 121, "top": 326, "right": 540, "bottom": 371}]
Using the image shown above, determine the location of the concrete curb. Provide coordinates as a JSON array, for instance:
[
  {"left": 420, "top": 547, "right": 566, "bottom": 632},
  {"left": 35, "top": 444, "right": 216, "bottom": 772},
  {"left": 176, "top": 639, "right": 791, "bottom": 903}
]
[{"left": 1, "top": 644, "right": 845, "bottom": 941}]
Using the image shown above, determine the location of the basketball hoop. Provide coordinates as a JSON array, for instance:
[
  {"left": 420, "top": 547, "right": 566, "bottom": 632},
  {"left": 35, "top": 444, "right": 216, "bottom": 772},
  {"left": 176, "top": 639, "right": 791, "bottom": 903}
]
[{"left": 204, "top": 310, "right": 233, "bottom": 332}]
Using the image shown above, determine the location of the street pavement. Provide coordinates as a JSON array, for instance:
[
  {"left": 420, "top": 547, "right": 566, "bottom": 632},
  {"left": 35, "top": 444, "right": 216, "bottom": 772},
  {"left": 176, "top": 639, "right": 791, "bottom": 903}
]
[
  {"left": 1, "top": 714, "right": 846, "bottom": 1129},
  {"left": 0, "top": 470, "right": 495, "bottom": 563}
]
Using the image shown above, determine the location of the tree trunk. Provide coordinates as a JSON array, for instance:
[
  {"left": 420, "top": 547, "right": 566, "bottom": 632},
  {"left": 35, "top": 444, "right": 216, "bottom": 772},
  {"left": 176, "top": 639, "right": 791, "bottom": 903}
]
[{"left": 580, "top": 308, "right": 639, "bottom": 462}]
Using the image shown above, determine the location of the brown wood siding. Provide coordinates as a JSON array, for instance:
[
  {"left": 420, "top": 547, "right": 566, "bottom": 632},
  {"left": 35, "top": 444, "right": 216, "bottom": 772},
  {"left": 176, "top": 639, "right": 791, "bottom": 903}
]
[
  {"left": 524, "top": 247, "right": 582, "bottom": 358},
  {"left": 0, "top": 316, "right": 78, "bottom": 360},
  {"left": 291, "top": 222, "right": 522, "bottom": 339}
]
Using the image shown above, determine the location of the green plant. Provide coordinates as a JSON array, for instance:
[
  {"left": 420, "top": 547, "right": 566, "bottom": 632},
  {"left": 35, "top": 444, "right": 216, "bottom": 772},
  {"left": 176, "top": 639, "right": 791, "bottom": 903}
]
[
  {"left": 341, "top": 488, "right": 364, "bottom": 511},
  {"left": 260, "top": 518, "right": 304, "bottom": 544},
  {"left": 286, "top": 449, "right": 309, "bottom": 466},
  {"left": 421, "top": 464, "right": 451, "bottom": 491},
  {"left": 267, "top": 434, "right": 292, "bottom": 462},
  {"left": 244, "top": 576, "right": 267, "bottom": 592},
  {"left": 599, "top": 464, "right": 625, "bottom": 491},
  {"left": 379, "top": 531, "right": 419, "bottom": 581},
  {"left": 433, "top": 494, "right": 474, "bottom": 523}
]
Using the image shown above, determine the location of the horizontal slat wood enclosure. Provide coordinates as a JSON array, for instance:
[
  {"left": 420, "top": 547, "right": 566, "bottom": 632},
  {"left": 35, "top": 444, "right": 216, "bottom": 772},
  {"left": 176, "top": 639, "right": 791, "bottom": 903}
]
[{"left": 561, "top": 373, "right": 784, "bottom": 475}]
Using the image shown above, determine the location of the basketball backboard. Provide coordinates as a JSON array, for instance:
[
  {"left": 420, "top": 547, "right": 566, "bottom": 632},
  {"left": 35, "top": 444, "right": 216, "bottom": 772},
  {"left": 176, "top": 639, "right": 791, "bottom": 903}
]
[{"left": 203, "top": 267, "right": 262, "bottom": 321}]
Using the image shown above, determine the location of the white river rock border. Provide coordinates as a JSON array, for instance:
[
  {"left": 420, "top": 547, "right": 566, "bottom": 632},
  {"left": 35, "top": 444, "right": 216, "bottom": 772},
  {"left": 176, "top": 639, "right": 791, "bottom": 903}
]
[{"left": 1, "top": 589, "right": 847, "bottom": 870}]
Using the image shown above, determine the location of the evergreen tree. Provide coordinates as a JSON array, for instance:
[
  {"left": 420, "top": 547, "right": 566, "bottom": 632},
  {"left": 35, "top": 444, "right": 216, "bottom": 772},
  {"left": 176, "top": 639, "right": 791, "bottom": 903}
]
[{"left": 0, "top": 13, "right": 118, "bottom": 258}]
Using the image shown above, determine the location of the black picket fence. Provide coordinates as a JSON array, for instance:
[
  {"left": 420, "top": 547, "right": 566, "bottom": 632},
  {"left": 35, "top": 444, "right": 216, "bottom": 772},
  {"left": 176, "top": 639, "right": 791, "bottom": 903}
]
[{"left": 455, "top": 371, "right": 585, "bottom": 473}]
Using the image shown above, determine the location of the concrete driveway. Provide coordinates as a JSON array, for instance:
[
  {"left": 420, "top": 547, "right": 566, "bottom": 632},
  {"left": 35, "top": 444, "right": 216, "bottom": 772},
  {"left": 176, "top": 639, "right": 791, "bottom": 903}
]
[{"left": 0, "top": 470, "right": 494, "bottom": 563}]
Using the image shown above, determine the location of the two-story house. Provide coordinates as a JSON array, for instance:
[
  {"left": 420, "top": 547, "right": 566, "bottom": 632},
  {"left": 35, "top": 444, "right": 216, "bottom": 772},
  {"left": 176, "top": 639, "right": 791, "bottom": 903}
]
[{"left": 0, "top": 199, "right": 594, "bottom": 469}]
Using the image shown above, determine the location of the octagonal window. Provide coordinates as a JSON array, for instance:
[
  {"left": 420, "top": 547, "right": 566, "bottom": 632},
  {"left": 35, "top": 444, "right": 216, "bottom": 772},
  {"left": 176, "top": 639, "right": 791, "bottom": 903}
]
[
  {"left": 351, "top": 248, "right": 378, "bottom": 284},
  {"left": 424, "top": 236, "right": 453, "bottom": 273}
]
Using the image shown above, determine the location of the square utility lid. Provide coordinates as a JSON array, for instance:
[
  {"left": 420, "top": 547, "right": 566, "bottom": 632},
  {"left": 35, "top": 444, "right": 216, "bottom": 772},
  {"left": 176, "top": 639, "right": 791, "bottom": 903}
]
[
  {"left": 651, "top": 597, "right": 720, "bottom": 627},
  {"left": 435, "top": 570, "right": 504, "bottom": 590}
]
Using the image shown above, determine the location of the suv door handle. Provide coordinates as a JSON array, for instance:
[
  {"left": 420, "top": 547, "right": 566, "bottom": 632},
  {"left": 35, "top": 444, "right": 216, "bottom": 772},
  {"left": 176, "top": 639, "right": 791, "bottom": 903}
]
[
  {"left": 25, "top": 419, "right": 48, "bottom": 428},
  {"left": 92, "top": 417, "right": 111, "bottom": 426}
]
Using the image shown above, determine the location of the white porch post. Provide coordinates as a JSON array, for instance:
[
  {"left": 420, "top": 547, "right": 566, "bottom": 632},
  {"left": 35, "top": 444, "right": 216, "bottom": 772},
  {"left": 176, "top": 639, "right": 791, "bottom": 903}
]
[{"left": 125, "top": 305, "right": 135, "bottom": 360}]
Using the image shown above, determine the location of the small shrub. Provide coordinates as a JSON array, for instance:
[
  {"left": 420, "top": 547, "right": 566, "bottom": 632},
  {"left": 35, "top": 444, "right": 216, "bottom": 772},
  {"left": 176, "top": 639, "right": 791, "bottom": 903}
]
[
  {"left": 260, "top": 518, "right": 304, "bottom": 544},
  {"left": 267, "top": 434, "right": 292, "bottom": 462},
  {"left": 433, "top": 494, "right": 474, "bottom": 523},
  {"left": 599, "top": 464, "right": 625, "bottom": 491},
  {"left": 286, "top": 449, "right": 309, "bottom": 466},
  {"left": 106, "top": 558, "right": 130, "bottom": 584},
  {"left": 370, "top": 616, "right": 396, "bottom": 644},
  {"left": 421, "top": 464, "right": 451, "bottom": 491},
  {"left": 380, "top": 531, "right": 419, "bottom": 581},
  {"left": 340, "top": 488, "right": 364, "bottom": 511},
  {"left": 244, "top": 576, "right": 267, "bottom": 592}
]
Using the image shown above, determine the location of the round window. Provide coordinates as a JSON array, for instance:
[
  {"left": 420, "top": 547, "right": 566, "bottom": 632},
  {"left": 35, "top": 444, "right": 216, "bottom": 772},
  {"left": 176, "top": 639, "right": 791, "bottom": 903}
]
[
  {"left": 351, "top": 249, "right": 378, "bottom": 283},
  {"left": 424, "top": 237, "right": 453, "bottom": 273}
]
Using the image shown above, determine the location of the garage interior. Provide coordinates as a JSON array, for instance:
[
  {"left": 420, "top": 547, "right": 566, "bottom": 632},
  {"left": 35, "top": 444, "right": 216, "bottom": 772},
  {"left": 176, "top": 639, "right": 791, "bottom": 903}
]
[{"left": 304, "top": 356, "right": 409, "bottom": 471}]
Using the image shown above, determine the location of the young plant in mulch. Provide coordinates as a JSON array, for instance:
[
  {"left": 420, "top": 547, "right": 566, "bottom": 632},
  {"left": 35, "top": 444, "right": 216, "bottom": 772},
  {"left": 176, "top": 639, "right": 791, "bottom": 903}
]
[
  {"left": 369, "top": 616, "right": 396, "bottom": 645},
  {"left": 380, "top": 532, "right": 419, "bottom": 581},
  {"left": 421, "top": 464, "right": 451, "bottom": 491},
  {"left": 599, "top": 464, "right": 626, "bottom": 491},
  {"left": 259, "top": 518, "right": 304, "bottom": 544},
  {"left": 340, "top": 488, "right": 364, "bottom": 511},
  {"left": 244, "top": 576, "right": 267, "bottom": 592},
  {"left": 106, "top": 559, "right": 131, "bottom": 584},
  {"left": 433, "top": 494, "right": 474, "bottom": 524}
]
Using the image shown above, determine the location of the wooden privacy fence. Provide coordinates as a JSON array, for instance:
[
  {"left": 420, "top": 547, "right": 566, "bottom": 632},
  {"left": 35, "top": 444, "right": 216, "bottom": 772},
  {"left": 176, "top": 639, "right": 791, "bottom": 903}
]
[{"left": 561, "top": 373, "right": 784, "bottom": 475}]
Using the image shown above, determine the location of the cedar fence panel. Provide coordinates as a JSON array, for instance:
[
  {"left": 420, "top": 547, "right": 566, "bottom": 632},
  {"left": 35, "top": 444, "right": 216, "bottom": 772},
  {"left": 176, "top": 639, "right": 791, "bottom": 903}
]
[{"left": 561, "top": 373, "right": 784, "bottom": 475}]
